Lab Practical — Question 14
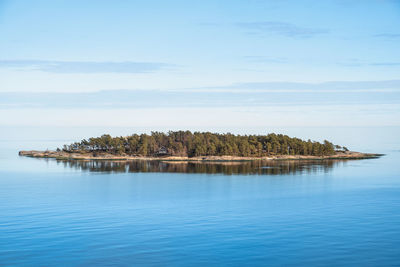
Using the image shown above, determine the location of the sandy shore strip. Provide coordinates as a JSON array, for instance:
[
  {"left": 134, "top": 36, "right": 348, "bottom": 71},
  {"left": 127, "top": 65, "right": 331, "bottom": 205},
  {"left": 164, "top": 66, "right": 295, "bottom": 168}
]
[{"left": 18, "top": 150, "right": 383, "bottom": 161}]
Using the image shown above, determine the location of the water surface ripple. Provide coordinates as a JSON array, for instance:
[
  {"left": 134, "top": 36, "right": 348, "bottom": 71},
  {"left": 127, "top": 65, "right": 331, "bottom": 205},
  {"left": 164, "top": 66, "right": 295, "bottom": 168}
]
[{"left": 1, "top": 149, "right": 399, "bottom": 266}]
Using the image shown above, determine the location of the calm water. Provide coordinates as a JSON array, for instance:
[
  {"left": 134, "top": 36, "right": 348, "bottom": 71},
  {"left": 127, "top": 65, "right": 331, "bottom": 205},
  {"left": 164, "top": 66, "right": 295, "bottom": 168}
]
[{"left": 1, "top": 140, "right": 400, "bottom": 266}]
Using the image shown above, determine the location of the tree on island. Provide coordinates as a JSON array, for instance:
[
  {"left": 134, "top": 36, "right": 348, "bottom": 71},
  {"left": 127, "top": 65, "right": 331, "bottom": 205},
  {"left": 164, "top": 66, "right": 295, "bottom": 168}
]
[{"left": 61, "top": 131, "right": 338, "bottom": 157}]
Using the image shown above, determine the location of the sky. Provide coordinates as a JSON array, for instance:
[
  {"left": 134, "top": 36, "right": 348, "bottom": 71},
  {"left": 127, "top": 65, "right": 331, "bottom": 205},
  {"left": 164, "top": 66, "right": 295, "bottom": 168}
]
[{"left": 0, "top": 0, "right": 400, "bottom": 143}]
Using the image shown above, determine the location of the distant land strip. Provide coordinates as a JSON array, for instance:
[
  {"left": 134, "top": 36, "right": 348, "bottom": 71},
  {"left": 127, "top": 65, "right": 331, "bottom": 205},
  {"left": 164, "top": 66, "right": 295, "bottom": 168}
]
[{"left": 18, "top": 131, "right": 382, "bottom": 161}]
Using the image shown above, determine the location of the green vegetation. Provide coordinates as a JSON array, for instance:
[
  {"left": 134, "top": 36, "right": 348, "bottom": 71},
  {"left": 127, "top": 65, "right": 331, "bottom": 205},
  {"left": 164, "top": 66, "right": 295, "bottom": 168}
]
[{"left": 61, "top": 131, "right": 343, "bottom": 157}]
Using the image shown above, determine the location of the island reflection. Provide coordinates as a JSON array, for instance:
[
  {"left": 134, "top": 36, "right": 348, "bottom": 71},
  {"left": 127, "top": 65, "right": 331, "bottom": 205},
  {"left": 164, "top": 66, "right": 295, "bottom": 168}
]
[{"left": 54, "top": 159, "right": 348, "bottom": 175}]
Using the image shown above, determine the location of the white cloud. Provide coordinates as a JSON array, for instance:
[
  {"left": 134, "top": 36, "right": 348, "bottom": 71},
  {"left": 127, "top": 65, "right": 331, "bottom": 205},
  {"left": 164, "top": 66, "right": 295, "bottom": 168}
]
[{"left": 1, "top": 104, "right": 399, "bottom": 127}]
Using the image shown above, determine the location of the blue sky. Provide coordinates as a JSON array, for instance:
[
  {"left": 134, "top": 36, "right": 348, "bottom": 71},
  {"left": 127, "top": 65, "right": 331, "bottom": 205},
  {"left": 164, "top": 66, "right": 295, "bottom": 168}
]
[{"left": 0, "top": 0, "right": 399, "bottom": 133}]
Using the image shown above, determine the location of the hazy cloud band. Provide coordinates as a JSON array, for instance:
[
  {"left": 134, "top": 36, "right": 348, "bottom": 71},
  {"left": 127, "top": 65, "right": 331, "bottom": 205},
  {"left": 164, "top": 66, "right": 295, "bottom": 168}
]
[{"left": 0, "top": 60, "right": 172, "bottom": 73}]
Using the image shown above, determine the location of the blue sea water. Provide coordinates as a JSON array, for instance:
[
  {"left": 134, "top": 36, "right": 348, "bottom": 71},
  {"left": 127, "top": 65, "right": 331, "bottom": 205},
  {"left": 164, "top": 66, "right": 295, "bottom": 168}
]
[{"left": 1, "top": 129, "right": 400, "bottom": 266}]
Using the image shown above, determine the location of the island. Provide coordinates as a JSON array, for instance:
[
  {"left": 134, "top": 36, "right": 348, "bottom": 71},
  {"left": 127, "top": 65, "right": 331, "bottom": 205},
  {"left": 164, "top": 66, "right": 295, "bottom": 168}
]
[{"left": 19, "top": 131, "right": 382, "bottom": 161}]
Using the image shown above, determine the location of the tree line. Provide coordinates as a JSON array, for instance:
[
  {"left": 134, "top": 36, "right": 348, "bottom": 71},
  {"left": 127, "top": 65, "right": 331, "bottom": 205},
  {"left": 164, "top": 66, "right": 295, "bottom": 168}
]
[{"left": 61, "top": 131, "right": 347, "bottom": 157}]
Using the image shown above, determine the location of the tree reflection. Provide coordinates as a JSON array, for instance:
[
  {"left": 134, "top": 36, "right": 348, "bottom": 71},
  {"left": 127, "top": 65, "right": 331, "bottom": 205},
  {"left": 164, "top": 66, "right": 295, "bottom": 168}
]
[{"left": 54, "top": 159, "right": 346, "bottom": 175}]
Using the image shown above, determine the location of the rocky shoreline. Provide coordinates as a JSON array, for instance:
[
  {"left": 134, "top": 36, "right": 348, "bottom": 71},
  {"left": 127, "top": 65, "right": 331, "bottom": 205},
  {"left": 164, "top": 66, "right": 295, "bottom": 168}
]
[{"left": 18, "top": 150, "right": 383, "bottom": 161}]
